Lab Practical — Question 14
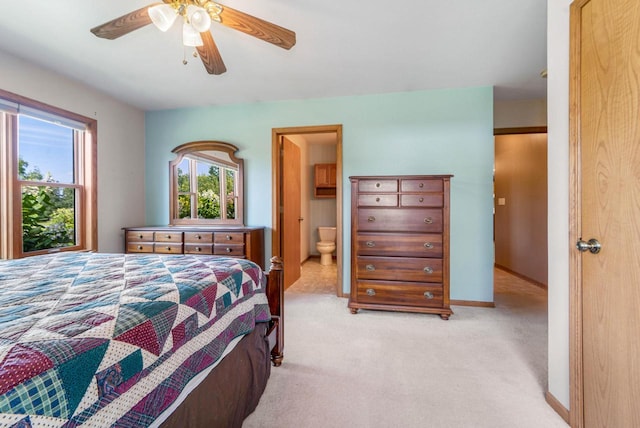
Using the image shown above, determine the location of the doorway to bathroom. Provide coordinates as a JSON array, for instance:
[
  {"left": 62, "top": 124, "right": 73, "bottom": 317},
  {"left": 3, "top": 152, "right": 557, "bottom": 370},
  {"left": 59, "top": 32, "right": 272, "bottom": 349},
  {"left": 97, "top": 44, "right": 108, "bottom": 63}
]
[{"left": 271, "top": 125, "right": 343, "bottom": 296}]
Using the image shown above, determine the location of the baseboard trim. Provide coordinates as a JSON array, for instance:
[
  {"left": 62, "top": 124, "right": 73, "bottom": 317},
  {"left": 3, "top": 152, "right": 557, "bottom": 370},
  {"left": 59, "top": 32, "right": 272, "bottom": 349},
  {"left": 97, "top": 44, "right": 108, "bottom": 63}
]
[
  {"left": 494, "top": 264, "right": 548, "bottom": 290},
  {"left": 545, "top": 391, "right": 570, "bottom": 424},
  {"left": 450, "top": 300, "right": 495, "bottom": 308}
]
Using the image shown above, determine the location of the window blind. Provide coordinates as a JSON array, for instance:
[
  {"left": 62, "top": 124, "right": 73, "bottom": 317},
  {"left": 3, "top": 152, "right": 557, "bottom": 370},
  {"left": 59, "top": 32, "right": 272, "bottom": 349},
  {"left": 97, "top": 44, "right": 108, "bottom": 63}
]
[{"left": 0, "top": 97, "right": 87, "bottom": 130}]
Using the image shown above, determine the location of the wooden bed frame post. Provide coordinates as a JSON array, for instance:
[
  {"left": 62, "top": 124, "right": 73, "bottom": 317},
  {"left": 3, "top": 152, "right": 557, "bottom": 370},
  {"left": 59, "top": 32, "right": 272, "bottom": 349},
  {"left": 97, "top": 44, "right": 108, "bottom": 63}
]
[{"left": 266, "top": 256, "right": 284, "bottom": 366}]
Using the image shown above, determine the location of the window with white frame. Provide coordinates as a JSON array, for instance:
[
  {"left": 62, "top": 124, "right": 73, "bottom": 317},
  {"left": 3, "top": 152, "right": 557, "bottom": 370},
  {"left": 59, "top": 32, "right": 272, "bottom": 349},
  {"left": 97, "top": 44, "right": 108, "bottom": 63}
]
[{"left": 0, "top": 90, "right": 97, "bottom": 259}]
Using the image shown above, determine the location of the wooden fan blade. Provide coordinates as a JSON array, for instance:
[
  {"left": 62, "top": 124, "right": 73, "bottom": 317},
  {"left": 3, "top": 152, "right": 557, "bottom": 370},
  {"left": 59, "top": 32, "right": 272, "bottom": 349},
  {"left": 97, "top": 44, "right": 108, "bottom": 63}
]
[
  {"left": 91, "top": 4, "right": 161, "bottom": 40},
  {"left": 197, "top": 31, "right": 227, "bottom": 75},
  {"left": 216, "top": 4, "right": 296, "bottom": 50}
]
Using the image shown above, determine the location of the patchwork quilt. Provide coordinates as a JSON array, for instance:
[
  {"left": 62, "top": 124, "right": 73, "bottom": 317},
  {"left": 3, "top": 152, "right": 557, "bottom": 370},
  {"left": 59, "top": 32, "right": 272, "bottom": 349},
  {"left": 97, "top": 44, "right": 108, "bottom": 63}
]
[{"left": 0, "top": 253, "right": 270, "bottom": 427}]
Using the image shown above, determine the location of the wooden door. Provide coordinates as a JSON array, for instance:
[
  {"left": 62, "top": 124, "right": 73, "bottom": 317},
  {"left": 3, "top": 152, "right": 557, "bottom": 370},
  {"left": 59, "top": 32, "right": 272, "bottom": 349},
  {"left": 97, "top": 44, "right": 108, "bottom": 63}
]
[
  {"left": 282, "top": 137, "right": 301, "bottom": 288},
  {"left": 570, "top": 0, "right": 640, "bottom": 426}
]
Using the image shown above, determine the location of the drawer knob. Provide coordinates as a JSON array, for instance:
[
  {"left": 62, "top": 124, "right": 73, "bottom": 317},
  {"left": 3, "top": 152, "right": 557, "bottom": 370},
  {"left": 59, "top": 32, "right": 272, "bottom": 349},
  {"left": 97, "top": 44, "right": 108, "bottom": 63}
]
[
  {"left": 376, "top": 197, "right": 380, "bottom": 202},
  {"left": 419, "top": 197, "right": 424, "bottom": 202},
  {"left": 137, "top": 245, "right": 143, "bottom": 250},
  {"left": 424, "top": 266, "right": 434, "bottom": 274},
  {"left": 166, "top": 246, "right": 172, "bottom": 251},
  {"left": 195, "top": 234, "right": 201, "bottom": 240},
  {"left": 195, "top": 247, "right": 201, "bottom": 252},
  {"left": 366, "top": 241, "right": 376, "bottom": 248},
  {"left": 375, "top": 182, "right": 381, "bottom": 188},
  {"left": 366, "top": 288, "right": 376, "bottom": 296},
  {"left": 166, "top": 235, "right": 171, "bottom": 239},
  {"left": 226, "top": 235, "right": 232, "bottom": 240},
  {"left": 226, "top": 247, "right": 233, "bottom": 253},
  {"left": 419, "top": 183, "right": 424, "bottom": 188},
  {"left": 367, "top": 216, "right": 376, "bottom": 222},
  {"left": 424, "top": 242, "right": 433, "bottom": 249},
  {"left": 138, "top": 234, "right": 144, "bottom": 239},
  {"left": 365, "top": 264, "right": 375, "bottom": 271},
  {"left": 424, "top": 217, "right": 433, "bottom": 224},
  {"left": 424, "top": 291, "right": 434, "bottom": 299}
]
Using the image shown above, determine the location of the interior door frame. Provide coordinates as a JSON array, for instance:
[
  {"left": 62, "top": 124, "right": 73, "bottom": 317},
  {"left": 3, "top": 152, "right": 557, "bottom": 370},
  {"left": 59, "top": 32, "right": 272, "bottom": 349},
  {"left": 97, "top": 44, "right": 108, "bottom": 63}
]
[
  {"left": 272, "top": 124, "right": 344, "bottom": 296},
  {"left": 569, "top": 0, "right": 587, "bottom": 426}
]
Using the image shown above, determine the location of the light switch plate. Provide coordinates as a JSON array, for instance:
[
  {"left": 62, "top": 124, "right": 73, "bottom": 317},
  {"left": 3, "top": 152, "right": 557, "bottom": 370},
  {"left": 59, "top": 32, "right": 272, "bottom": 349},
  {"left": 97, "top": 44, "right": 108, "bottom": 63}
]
[{"left": 498, "top": 198, "right": 506, "bottom": 206}]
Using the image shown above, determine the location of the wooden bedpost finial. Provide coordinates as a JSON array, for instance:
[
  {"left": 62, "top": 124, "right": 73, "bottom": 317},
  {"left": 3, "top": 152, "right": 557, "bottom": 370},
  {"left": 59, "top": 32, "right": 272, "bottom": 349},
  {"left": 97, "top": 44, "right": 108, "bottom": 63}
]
[{"left": 269, "top": 256, "right": 283, "bottom": 271}]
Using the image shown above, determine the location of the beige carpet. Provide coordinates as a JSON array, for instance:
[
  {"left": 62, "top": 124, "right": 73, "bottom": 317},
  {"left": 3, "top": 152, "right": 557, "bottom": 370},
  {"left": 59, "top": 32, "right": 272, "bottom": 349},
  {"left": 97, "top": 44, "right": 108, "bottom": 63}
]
[{"left": 244, "top": 261, "right": 567, "bottom": 428}]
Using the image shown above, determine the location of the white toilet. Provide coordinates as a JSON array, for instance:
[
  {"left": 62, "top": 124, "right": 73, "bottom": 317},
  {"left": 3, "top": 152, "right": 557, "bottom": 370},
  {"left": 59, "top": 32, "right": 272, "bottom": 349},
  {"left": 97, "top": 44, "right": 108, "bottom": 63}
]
[{"left": 316, "top": 227, "right": 337, "bottom": 266}]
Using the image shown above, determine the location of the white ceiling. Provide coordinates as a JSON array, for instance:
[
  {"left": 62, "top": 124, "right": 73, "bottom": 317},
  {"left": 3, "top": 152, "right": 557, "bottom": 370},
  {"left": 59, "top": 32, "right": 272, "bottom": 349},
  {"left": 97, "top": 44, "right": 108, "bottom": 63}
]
[{"left": 0, "top": 0, "right": 547, "bottom": 111}]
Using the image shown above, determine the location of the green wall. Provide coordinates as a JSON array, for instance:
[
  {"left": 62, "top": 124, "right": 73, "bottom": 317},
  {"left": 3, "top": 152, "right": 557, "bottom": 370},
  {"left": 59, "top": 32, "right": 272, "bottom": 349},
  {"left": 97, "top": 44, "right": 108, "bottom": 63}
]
[{"left": 145, "top": 86, "right": 494, "bottom": 301}]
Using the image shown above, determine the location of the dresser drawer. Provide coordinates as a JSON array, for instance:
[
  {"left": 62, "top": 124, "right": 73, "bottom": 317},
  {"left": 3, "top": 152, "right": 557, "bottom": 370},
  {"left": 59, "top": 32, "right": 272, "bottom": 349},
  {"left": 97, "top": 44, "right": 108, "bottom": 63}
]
[
  {"left": 214, "top": 232, "right": 245, "bottom": 244},
  {"left": 356, "top": 256, "right": 443, "bottom": 282},
  {"left": 357, "top": 208, "right": 443, "bottom": 233},
  {"left": 184, "top": 243, "right": 213, "bottom": 254},
  {"left": 154, "top": 243, "right": 183, "bottom": 254},
  {"left": 401, "top": 179, "right": 443, "bottom": 193},
  {"left": 127, "top": 242, "right": 154, "bottom": 253},
  {"left": 184, "top": 232, "right": 214, "bottom": 243},
  {"left": 214, "top": 244, "right": 245, "bottom": 257},
  {"left": 356, "top": 280, "right": 444, "bottom": 308},
  {"left": 154, "top": 232, "right": 183, "bottom": 242},
  {"left": 358, "top": 179, "right": 398, "bottom": 193},
  {"left": 400, "top": 194, "right": 443, "bottom": 207},
  {"left": 126, "top": 231, "right": 154, "bottom": 242},
  {"left": 356, "top": 233, "right": 443, "bottom": 257},
  {"left": 358, "top": 194, "right": 398, "bottom": 207}
]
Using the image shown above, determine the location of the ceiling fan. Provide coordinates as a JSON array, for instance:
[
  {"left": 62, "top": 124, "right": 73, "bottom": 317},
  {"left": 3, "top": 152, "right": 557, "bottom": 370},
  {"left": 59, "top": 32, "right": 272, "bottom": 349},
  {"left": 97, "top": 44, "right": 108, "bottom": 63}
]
[{"left": 90, "top": 0, "right": 296, "bottom": 75}]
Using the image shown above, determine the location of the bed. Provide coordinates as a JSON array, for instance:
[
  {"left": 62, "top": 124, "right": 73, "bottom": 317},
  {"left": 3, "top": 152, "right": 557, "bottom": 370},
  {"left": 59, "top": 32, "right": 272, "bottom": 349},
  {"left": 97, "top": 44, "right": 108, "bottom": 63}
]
[{"left": 0, "top": 252, "right": 283, "bottom": 428}]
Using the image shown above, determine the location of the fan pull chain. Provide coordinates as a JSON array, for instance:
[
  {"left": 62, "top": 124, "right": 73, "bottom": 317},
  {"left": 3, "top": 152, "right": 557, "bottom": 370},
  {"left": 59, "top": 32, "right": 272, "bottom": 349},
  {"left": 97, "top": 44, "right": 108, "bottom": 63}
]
[{"left": 182, "top": 48, "right": 199, "bottom": 65}]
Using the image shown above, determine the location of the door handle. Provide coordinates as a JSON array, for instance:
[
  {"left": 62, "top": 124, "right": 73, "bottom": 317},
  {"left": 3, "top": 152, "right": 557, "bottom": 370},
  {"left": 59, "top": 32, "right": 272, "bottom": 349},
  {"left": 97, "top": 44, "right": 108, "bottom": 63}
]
[
  {"left": 576, "top": 238, "right": 601, "bottom": 254},
  {"left": 298, "top": 217, "right": 304, "bottom": 222}
]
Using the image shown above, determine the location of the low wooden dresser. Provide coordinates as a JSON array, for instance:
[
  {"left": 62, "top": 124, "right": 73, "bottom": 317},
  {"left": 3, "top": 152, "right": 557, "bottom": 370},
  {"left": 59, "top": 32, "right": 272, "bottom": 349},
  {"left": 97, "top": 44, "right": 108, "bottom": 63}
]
[
  {"left": 349, "top": 175, "right": 453, "bottom": 319},
  {"left": 123, "top": 226, "right": 264, "bottom": 269}
]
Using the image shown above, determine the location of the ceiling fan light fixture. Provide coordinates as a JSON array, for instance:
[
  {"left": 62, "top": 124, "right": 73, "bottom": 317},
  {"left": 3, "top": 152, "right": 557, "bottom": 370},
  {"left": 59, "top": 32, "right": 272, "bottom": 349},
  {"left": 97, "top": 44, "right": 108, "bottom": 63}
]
[
  {"left": 148, "top": 4, "right": 178, "bottom": 32},
  {"left": 187, "top": 5, "right": 212, "bottom": 32},
  {"left": 183, "top": 23, "right": 204, "bottom": 47}
]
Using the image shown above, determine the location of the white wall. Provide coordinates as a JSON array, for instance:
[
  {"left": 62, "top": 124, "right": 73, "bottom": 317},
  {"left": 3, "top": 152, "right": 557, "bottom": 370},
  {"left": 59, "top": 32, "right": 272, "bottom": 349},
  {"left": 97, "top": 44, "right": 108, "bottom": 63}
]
[
  {"left": 547, "top": 0, "right": 572, "bottom": 409},
  {"left": 0, "top": 49, "right": 146, "bottom": 253},
  {"left": 494, "top": 99, "right": 547, "bottom": 128}
]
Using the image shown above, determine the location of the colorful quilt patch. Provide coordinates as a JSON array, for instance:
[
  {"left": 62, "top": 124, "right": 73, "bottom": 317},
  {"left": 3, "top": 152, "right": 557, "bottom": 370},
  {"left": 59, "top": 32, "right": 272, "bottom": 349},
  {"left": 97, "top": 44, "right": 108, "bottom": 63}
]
[{"left": 0, "top": 253, "right": 269, "bottom": 427}]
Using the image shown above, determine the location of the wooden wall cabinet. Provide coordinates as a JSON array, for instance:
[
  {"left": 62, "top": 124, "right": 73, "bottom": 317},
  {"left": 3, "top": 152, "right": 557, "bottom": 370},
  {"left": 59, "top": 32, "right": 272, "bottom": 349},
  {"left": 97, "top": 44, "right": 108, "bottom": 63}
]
[
  {"left": 314, "top": 163, "right": 337, "bottom": 198},
  {"left": 349, "top": 175, "right": 453, "bottom": 319},
  {"left": 123, "top": 226, "right": 264, "bottom": 269}
]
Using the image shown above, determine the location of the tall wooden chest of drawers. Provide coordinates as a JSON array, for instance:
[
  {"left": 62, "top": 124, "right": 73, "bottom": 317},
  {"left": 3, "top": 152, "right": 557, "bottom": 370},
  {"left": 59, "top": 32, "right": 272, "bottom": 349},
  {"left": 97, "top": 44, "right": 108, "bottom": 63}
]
[{"left": 349, "top": 175, "right": 453, "bottom": 319}]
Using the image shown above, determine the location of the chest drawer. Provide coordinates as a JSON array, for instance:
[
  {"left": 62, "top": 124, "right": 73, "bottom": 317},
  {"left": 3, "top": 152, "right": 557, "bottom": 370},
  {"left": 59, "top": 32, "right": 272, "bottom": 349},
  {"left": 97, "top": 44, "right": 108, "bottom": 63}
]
[
  {"left": 356, "top": 233, "right": 443, "bottom": 257},
  {"left": 400, "top": 194, "right": 443, "bottom": 207},
  {"left": 358, "top": 179, "right": 398, "bottom": 193},
  {"left": 127, "top": 231, "right": 154, "bottom": 242},
  {"left": 184, "top": 243, "right": 213, "bottom": 254},
  {"left": 401, "top": 179, "right": 443, "bottom": 193},
  {"left": 127, "top": 242, "right": 154, "bottom": 253},
  {"left": 184, "top": 232, "right": 214, "bottom": 243},
  {"left": 357, "top": 208, "right": 443, "bottom": 233},
  {"left": 154, "top": 243, "right": 183, "bottom": 254},
  {"left": 214, "top": 244, "right": 245, "bottom": 257},
  {"left": 358, "top": 194, "right": 398, "bottom": 207},
  {"left": 356, "top": 256, "right": 443, "bottom": 282},
  {"left": 214, "top": 232, "right": 245, "bottom": 244},
  {"left": 356, "top": 280, "right": 443, "bottom": 308},
  {"left": 154, "top": 232, "right": 183, "bottom": 242}
]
